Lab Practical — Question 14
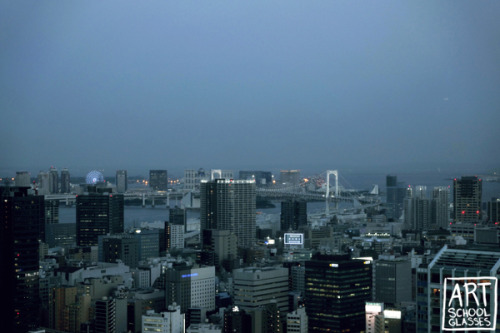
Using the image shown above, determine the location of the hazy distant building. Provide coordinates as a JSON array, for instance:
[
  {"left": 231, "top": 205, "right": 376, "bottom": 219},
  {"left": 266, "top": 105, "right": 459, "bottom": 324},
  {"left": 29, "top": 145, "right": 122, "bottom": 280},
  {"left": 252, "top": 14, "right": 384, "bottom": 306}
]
[
  {"left": 239, "top": 170, "right": 273, "bottom": 187},
  {"left": 37, "top": 171, "right": 50, "bottom": 195},
  {"left": 280, "top": 199, "right": 307, "bottom": 231},
  {"left": 49, "top": 167, "right": 59, "bottom": 194},
  {"left": 150, "top": 170, "right": 168, "bottom": 191},
  {"left": 404, "top": 188, "right": 431, "bottom": 231},
  {"left": 76, "top": 192, "right": 124, "bottom": 247},
  {"left": 184, "top": 168, "right": 208, "bottom": 191},
  {"left": 15, "top": 171, "right": 31, "bottom": 187},
  {"left": 0, "top": 186, "right": 45, "bottom": 333},
  {"left": 280, "top": 170, "right": 300, "bottom": 186},
  {"left": 115, "top": 170, "right": 128, "bottom": 193},
  {"left": 386, "top": 175, "right": 407, "bottom": 221},
  {"left": 60, "top": 168, "right": 70, "bottom": 193},
  {"left": 453, "top": 176, "right": 482, "bottom": 223},
  {"left": 431, "top": 186, "right": 449, "bottom": 228},
  {"left": 200, "top": 179, "right": 256, "bottom": 249}
]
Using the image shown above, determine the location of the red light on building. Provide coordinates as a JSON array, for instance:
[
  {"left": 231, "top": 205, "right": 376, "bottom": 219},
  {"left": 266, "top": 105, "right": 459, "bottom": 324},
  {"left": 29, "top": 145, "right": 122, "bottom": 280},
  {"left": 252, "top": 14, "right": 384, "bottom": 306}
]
[
  {"left": 461, "top": 211, "right": 465, "bottom": 215},
  {"left": 476, "top": 210, "right": 480, "bottom": 214}
]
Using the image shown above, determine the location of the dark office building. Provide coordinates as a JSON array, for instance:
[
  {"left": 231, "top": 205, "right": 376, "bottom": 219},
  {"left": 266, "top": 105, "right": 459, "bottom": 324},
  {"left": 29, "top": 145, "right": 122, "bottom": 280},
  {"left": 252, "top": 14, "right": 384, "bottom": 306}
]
[
  {"left": 170, "top": 206, "right": 187, "bottom": 230},
  {"left": 453, "top": 176, "right": 482, "bottom": 223},
  {"left": 239, "top": 170, "right": 273, "bottom": 187},
  {"left": 76, "top": 192, "right": 124, "bottom": 247},
  {"left": 305, "top": 253, "right": 372, "bottom": 332},
  {"left": 45, "top": 223, "right": 76, "bottom": 248},
  {"left": 60, "top": 168, "right": 70, "bottom": 193},
  {"left": 487, "top": 197, "right": 500, "bottom": 223},
  {"left": 100, "top": 234, "right": 139, "bottom": 268},
  {"left": 149, "top": 169, "right": 168, "bottom": 191},
  {"left": 386, "top": 175, "right": 407, "bottom": 221},
  {"left": 0, "top": 186, "right": 45, "bottom": 333},
  {"left": 280, "top": 199, "right": 307, "bottom": 231},
  {"left": 45, "top": 199, "right": 59, "bottom": 224},
  {"left": 201, "top": 179, "right": 256, "bottom": 249}
]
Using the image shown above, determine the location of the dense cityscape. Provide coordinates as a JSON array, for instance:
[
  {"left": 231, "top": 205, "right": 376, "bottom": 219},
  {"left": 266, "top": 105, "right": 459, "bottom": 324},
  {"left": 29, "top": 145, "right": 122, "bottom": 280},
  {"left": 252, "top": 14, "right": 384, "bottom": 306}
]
[
  {"left": 2, "top": 1, "right": 499, "bottom": 333},
  {"left": 1, "top": 167, "right": 499, "bottom": 332}
]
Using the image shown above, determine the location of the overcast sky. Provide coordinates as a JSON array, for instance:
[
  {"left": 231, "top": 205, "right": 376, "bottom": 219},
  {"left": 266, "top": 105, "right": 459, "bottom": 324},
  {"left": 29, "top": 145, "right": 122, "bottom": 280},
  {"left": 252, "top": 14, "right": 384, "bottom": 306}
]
[{"left": 1, "top": 1, "right": 499, "bottom": 177}]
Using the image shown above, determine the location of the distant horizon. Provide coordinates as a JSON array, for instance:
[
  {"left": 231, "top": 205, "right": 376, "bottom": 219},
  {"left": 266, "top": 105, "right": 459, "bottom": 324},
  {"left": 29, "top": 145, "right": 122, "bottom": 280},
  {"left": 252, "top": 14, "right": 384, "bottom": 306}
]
[{"left": 1, "top": 162, "right": 497, "bottom": 180}]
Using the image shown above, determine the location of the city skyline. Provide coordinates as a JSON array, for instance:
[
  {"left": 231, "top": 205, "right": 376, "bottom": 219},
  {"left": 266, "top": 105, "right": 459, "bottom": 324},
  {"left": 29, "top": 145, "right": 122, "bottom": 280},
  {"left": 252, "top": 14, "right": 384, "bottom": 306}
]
[{"left": 1, "top": 1, "right": 499, "bottom": 175}]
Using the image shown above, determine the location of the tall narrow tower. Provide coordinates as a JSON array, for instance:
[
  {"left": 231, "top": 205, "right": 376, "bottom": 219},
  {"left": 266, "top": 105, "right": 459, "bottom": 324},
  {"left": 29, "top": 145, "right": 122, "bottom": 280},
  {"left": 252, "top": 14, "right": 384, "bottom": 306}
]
[{"left": 0, "top": 186, "right": 45, "bottom": 332}]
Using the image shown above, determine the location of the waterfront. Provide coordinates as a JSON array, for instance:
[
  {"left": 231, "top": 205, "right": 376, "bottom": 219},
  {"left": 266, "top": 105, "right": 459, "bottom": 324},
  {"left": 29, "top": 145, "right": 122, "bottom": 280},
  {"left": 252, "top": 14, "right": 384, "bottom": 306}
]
[{"left": 58, "top": 171, "right": 500, "bottom": 228}]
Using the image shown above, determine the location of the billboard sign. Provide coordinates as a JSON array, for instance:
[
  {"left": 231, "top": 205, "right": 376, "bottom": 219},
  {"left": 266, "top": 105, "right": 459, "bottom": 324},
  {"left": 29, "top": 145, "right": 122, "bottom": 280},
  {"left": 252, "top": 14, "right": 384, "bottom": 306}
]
[{"left": 284, "top": 233, "right": 303, "bottom": 245}]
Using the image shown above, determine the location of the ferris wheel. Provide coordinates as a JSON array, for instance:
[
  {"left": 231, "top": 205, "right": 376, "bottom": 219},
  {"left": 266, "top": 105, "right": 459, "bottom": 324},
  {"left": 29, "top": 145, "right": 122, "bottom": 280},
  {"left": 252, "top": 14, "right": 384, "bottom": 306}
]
[{"left": 86, "top": 170, "right": 104, "bottom": 184}]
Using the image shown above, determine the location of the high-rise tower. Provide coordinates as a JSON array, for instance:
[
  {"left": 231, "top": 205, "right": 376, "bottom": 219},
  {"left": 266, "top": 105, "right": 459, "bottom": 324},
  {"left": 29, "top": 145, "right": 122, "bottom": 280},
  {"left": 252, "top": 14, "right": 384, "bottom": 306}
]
[
  {"left": 115, "top": 170, "right": 128, "bottom": 193},
  {"left": 200, "top": 179, "right": 256, "bottom": 249},
  {"left": 60, "top": 168, "right": 70, "bottom": 193},
  {"left": 76, "top": 190, "right": 124, "bottom": 247},
  {"left": 305, "top": 254, "right": 372, "bottom": 332},
  {"left": 280, "top": 199, "right": 307, "bottom": 231},
  {"left": 453, "top": 176, "right": 482, "bottom": 223},
  {"left": 0, "top": 186, "right": 45, "bottom": 333}
]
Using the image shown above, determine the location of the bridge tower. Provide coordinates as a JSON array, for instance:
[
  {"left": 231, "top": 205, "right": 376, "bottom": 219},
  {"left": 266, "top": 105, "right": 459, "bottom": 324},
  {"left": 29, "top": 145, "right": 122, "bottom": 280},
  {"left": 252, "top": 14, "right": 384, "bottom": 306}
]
[
  {"left": 325, "top": 170, "right": 339, "bottom": 216},
  {"left": 211, "top": 169, "right": 222, "bottom": 180}
]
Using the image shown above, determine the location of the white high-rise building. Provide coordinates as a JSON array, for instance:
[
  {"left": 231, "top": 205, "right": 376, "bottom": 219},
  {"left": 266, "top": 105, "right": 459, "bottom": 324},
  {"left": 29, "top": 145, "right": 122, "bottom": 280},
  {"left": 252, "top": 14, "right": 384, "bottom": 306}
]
[
  {"left": 286, "top": 306, "right": 308, "bottom": 333},
  {"left": 142, "top": 304, "right": 184, "bottom": 333},
  {"left": 233, "top": 266, "right": 289, "bottom": 317},
  {"left": 165, "top": 266, "right": 216, "bottom": 312},
  {"left": 166, "top": 222, "right": 185, "bottom": 250}
]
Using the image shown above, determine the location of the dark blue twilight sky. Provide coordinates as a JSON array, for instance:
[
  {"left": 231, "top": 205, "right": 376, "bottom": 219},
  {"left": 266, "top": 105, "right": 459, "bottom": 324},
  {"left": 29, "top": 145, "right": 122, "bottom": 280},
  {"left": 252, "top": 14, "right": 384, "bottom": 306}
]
[{"left": 1, "top": 1, "right": 499, "bottom": 176}]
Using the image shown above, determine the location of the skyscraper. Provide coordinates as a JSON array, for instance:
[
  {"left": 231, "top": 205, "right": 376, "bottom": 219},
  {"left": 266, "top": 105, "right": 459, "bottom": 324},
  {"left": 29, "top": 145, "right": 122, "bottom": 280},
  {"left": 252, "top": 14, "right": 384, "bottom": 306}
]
[
  {"left": 60, "top": 168, "right": 71, "bottom": 193},
  {"left": 76, "top": 191, "right": 124, "bottom": 247},
  {"left": 305, "top": 254, "right": 372, "bottom": 332},
  {"left": 431, "top": 186, "right": 449, "bottom": 228},
  {"left": 200, "top": 179, "right": 256, "bottom": 249},
  {"left": 115, "top": 170, "right": 127, "bottom": 193},
  {"left": 386, "top": 175, "right": 406, "bottom": 221},
  {"left": 150, "top": 169, "right": 168, "bottom": 191},
  {"left": 453, "top": 176, "right": 482, "bottom": 223},
  {"left": 0, "top": 186, "right": 45, "bottom": 333},
  {"left": 49, "top": 166, "right": 59, "bottom": 194},
  {"left": 280, "top": 199, "right": 307, "bottom": 231}
]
